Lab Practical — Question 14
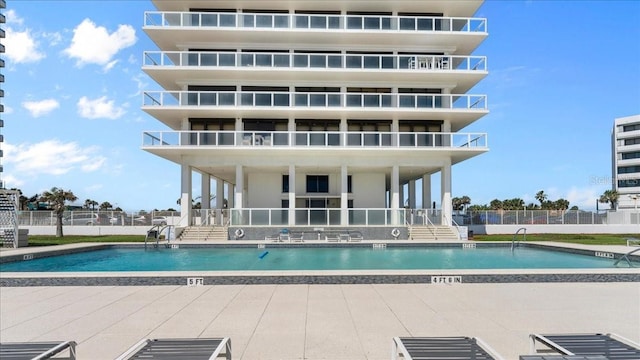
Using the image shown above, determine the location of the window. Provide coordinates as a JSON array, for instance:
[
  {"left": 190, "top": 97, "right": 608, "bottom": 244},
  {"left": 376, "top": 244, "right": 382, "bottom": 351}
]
[
  {"left": 622, "top": 151, "right": 640, "bottom": 160},
  {"left": 307, "top": 175, "right": 329, "bottom": 193},
  {"left": 282, "top": 175, "right": 289, "bottom": 193},
  {"left": 623, "top": 124, "right": 640, "bottom": 132},
  {"left": 624, "top": 138, "right": 640, "bottom": 146},
  {"left": 618, "top": 165, "right": 640, "bottom": 174},
  {"left": 618, "top": 178, "right": 639, "bottom": 188},
  {"left": 348, "top": 175, "right": 352, "bottom": 193}
]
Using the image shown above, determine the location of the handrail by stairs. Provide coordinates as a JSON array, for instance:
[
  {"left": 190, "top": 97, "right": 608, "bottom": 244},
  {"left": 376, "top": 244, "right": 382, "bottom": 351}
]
[
  {"left": 421, "top": 212, "right": 438, "bottom": 240},
  {"left": 445, "top": 213, "right": 463, "bottom": 240},
  {"left": 512, "top": 227, "right": 527, "bottom": 251},
  {"left": 613, "top": 246, "right": 640, "bottom": 267}
]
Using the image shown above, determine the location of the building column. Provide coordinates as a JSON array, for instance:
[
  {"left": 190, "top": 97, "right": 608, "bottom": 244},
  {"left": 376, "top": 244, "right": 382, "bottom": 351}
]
[
  {"left": 422, "top": 174, "right": 431, "bottom": 210},
  {"left": 215, "top": 178, "right": 225, "bottom": 226},
  {"left": 201, "top": 173, "right": 211, "bottom": 225},
  {"left": 391, "top": 165, "right": 400, "bottom": 224},
  {"left": 227, "top": 183, "right": 234, "bottom": 209},
  {"left": 408, "top": 180, "right": 416, "bottom": 209},
  {"left": 391, "top": 119, "right": 399, "bottom": 146},
  {"left": 179, "top": 164, "right": 192, "bottom": 227},
  {"left": 236, "top": 117, "right": 243, "bottom": 145},
  {"left": 235, "top": 165, "right": 244, "bottom": 209},
  {"left": 341, "top": 165, "right": 348, "bottom": 225},
  {"left": 441, "top": 159, "right": 452, "bottom": 225},
  {"left": 288, "top": 165, "right": 296, "bottom": 226}
]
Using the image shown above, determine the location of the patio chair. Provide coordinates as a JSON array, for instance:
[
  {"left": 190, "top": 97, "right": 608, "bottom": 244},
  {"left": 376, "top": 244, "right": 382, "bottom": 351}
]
[
  {"left": 115, "top": 337, "right": 231, "bottom": 360},
  {"left": 520, "top": 356, "right": 608, "bottom": 360},
  {"left": 0, "top": 340, "right": 77, "bottom": 360},
  {"left": 392, "top": 336, "right": 504, "bottom": 360},
  {"left": 529, "top": 333, "right": 640, "bottom": 360}
]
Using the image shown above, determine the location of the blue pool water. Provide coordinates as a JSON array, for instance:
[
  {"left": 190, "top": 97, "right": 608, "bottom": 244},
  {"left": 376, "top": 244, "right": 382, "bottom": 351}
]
[{"left": 0, "top": 246, "right": 627, "bottom": 272}]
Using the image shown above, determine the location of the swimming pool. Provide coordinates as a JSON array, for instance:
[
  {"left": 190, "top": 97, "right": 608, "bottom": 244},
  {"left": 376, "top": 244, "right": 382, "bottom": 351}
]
[{"left": 0, "top": 244, "right": 632, "bottom": 272}]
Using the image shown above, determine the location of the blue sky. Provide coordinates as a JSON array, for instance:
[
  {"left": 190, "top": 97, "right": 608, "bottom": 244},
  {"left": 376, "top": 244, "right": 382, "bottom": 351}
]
[{"left": 2, "top": 0, "right": 639, "bottom": 212}]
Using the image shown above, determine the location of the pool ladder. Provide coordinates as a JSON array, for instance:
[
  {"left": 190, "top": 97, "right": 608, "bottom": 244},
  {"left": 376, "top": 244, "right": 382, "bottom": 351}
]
[
  {"left": 512, "top": 227, "right": 527, "bottom": 251},
  {"left": 613, "top": 246, "right": 640, "bottom": 268}
]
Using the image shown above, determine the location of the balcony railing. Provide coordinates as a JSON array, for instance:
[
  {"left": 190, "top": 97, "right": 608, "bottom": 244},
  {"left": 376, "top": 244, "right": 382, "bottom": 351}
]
[
  {"left": 142, "top": 131, "right": 488, "bottom": 149},
  {"left": 144, "top": 11, "right": 487, "bottom": 33},
  {"left": 143, "top": 91, "right": 487, "bottom": 110},
  {"left": 144, "top": 51, "right": 487, "bottom": 72},
  {"left": 230, "top": 208, "right": 406, "bottom": 226}
]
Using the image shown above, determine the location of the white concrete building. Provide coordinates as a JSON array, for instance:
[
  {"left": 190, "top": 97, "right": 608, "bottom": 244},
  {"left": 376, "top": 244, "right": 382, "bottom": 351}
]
[
  {"left": 612, "top": 114, "right": 640, "bottom": 210},
  {"left": 141, "top": 0, "right": 489, "bottom": 239}
]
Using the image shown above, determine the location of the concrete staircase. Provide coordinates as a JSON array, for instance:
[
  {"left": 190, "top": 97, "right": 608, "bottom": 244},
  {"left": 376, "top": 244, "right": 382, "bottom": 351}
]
[
  {"left": 178, "top": 226, "right": 228, "bottom": 242},
  {"left": 409, "top": 225, "right": 460, "bottom": 241}
]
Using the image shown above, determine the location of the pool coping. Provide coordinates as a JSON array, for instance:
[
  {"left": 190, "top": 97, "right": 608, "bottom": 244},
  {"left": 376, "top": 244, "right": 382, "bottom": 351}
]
[{"left": 1, "top": 241, "right": 638, "bottom": 286}]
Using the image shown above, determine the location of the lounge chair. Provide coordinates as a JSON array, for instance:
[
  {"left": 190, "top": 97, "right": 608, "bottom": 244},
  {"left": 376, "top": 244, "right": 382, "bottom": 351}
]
[
  {"left": 115, "top": 337, "right": 231, "bottom": 360},
  {"left": 520, "top": 356, "right": 608, "bottom": 360},
  {"left": 0, "top": 340, "right": 77, "bottom": 360},
  {"left": 529, "top": 333, "right": 640, "bottom": 360},
  {"left": 392, "top": 336, "right": 504, "bottom": 360}
]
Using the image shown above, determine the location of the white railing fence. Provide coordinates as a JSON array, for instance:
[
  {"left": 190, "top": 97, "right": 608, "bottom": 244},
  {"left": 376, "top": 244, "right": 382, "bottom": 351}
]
[{"left": 18, "top": 209, "right": 635, "bottom": 227}]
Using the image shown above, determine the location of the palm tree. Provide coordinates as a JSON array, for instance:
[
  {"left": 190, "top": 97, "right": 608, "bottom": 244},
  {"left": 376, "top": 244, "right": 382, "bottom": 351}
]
[
  {"left": 40, "top": 187, "right": 78, "bottom": 237},
  {"left": 84, "top": 199, "right": 98, "bottom": 211},
  {"left": 100, "top": 201, "right": 113, "bottom": 211},
  {"left": 535, "top": 191, "right": 547, "bottom": 207},
  {"left": 599, "top": 190, "right": 619, "bottom": 210}
]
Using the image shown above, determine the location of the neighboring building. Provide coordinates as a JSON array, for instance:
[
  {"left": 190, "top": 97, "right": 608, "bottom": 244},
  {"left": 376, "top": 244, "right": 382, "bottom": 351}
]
[
  {"left": 612, "top": 114, "right": 640, "bottom": 210},
  {"left": 141, "top": 0, "right": 489, "bottom": 238}
]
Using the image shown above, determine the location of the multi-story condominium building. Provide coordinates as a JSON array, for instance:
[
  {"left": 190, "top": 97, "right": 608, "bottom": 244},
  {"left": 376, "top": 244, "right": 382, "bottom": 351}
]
[
  {"left": 142, "top": 0, "right": 489, "bottom": 240},
  {"left": 612, "top": 114, "right": 640, "bottom": 210}
]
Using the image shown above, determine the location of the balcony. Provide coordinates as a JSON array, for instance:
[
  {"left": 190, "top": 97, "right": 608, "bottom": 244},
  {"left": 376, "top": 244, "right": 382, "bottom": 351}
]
[
  {"left": 144, "top": 12, "right": 487, "bottom": 53},
  {"left": 143, "top": 91, "right": 488, "bottom": 129},
  {"left": 142, "top": 130, "right": 487, "bottom": 150},
  {"left": 143, "top": 51, "right": 487, "bottom": 92}
]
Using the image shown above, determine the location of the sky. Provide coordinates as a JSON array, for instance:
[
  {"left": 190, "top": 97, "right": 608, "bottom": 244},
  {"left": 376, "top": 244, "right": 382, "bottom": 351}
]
[{"left": 1, "top": 0, "right": 639, "bottom": 213}]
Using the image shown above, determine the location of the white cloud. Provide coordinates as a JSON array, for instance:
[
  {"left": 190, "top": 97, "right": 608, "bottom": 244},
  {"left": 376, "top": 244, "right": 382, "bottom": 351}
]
[
  {"left": 3, "top": 140, "right": 107, "bottom": 177},
  {"left": 77, "top": 96, "right": 126, "bottom": 119},
  {"left": 43, "top": 31, "right": 63, "bottom": 47},
  {"left": 5, "top": 10, "right": 24, "bottom": 26},
  {"left": 3, "top": 27, "right": 45, "bottom": 63},
  {"left": 1, "top": 174, "right": 24, "bottom": 188},
  {"left": 63, "top": 18, "right": 136, "bottom": 70},
  {"left": 22, "top": 99, "right": 59, "bottom": 117}
]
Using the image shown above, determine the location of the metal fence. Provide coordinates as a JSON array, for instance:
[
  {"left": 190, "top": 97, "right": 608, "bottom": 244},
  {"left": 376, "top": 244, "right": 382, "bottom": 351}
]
[
  {"left": 17, "top": 211, "right": 182, "bottom": 227},
  {"left": 452, "top": 210, "right": 610, "bottom": 225},
  {"left": 17, "top": 209, "right": 634, "bottom": 227}
]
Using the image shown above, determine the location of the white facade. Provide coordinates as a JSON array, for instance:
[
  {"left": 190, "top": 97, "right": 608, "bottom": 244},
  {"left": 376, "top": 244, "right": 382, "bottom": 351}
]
[
  {"left": 141, "top": 0, "right": 489, "bottom": 228},
  {"left": 612, "top": 114, "right": 640, "bottom": 210}
]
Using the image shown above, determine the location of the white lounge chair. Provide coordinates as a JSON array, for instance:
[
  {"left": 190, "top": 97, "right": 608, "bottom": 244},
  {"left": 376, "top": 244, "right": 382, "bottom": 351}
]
[
  {"left": 392, "top": 336, "right": 504, "bottom": 360},
  {"left": 0, "top": 340, "right": 77, "bottom": 360},
  {"left": 116, "top": 337, "right": 231, "bottom": 360},
  {"left": 529, "top": 333, "right": 640, "bottom": 360}
]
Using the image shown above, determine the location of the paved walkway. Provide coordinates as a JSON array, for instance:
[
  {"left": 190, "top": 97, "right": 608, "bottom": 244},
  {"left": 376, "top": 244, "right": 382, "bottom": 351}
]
[{"left": 1, "top": 282, "right": 638, "bottom": 359}]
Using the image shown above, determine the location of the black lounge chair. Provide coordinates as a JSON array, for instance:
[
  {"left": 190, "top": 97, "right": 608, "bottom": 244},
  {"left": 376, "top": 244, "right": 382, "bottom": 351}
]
[
  {"left": 520, "top": 356, "right": 608, "bottom": 360},
  {"left": 0, "top": 340, "right": 77, "bottom": 360},
  {"left": 392, "top": 336, "right": 504, "bottom": 360},
  {"left": 529, "top": 333, "right": 640, "bottom": 360},
  {"left": 116, "top": 337, "right": 231, "bottom": 360}
]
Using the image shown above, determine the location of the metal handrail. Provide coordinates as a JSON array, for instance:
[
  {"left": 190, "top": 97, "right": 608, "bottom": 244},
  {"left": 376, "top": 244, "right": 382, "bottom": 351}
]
[
  {"left": 142, "top": 130, "right": 488, "bottom": 150},
  {"left": 512, "top": 227, "right": 526, "bottom": 251},
  {"left": 142, "top": 51, "right": 487, "bottom": 71},
  {"left": 613, "top": 245, "right": 640, "bottom": 267},
  {"left": 142, "top": 90, "right": 488, "bottom": 110},
  {"left": 144, "top": 11, "right": 487, "bottom": 33}
]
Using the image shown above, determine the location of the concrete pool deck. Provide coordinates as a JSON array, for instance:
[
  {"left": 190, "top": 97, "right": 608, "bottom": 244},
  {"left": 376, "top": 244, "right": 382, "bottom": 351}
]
[
  {"left": 0, "top": 241, "right": 639, "bottom": 359},
  {"left": 1, "top": 282, "right": 638, "bottom": 359}
]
